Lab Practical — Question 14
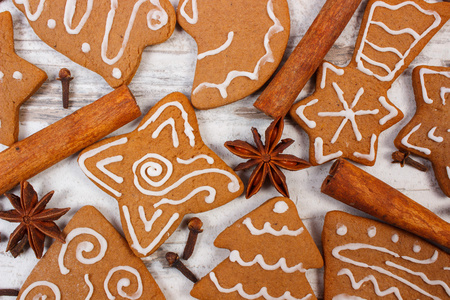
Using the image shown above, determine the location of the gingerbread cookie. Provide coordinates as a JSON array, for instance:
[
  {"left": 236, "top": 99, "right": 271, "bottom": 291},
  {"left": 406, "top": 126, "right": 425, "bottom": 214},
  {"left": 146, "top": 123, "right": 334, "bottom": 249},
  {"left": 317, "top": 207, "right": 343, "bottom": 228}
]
[
  {"left": 191, "top": 197, "right": 323, "bottom": 300},
  {"left": 14, "top": 0, "right": 176, "bottom": 88},
  {"left": 177, "top": 0, "right": 290, "bottom": 109},
  {"left": 290, "top": 0, "right": 450, "bottom": 166},
  {"left": 78, "top": 92, "right": 244, "bottom": 257},
  {"left": 322, "top": 211, "right": 450, "bottom": 299},
  {"left": 0, "top": 11, "right": 47, "bottom": 146},
  {"left": 394, "top": 66, "right": 450, "bottom": 197},
  {"left": 17, "top": 206, "right": 165, "bottom": 300}
]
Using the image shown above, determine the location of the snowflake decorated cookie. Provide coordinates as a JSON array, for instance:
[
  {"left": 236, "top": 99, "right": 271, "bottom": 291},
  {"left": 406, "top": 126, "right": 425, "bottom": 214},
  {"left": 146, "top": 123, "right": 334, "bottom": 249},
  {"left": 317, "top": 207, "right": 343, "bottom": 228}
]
[
  {"left": 78, "top": 92, "right": 244, "bottom": 257},
  {"left": 14, "top": 0, "right": 176, "bottom": 88},
  {"left": 0, "top": 11, "right": 47, "bottom": 146},
  {"left": 322, "top": 211, "right": 450, "bottom": 299},
  {"left": 18, "top": 206, "right": 166, "bottom": 300},
  {"left": 190, "top": 197, "right": 323, "bottom": 300},
  {"left": 394, "top": 66, "right": 450, "bottom": 197},
  {"left": 177, "top": 0, "right": 290, "bottom": 109},
  {"left": 290, "top": 0, "right": 450, "bottom": 166}
]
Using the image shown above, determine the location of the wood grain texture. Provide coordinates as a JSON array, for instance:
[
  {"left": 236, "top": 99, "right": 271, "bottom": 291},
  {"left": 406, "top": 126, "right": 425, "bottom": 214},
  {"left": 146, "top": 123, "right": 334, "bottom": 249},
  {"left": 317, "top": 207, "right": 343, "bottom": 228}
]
[
  {"left": 0, "top": 0, "right": 449, "bottom": 299},
  {"left": 254, "top": 0, "right": 363, "bottom": 118}
]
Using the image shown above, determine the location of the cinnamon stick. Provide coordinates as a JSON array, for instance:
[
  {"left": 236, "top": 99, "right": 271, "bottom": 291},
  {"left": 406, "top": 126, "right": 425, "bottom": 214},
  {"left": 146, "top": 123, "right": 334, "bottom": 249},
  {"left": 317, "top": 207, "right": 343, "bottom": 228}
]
[
  {"left": 0, "top": 85, "right": 141, "bottom": 195},
  {"left": 321, "top": 159, "right": 450, "bottom": 248},
  {"left": 254, "top": 0, "right": 362, "bottom": 118}
]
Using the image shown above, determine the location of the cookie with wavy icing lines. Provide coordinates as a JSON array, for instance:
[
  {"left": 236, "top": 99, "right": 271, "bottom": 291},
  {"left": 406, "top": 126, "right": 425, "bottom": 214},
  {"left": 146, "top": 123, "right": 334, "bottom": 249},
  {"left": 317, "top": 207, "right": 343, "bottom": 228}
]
[
  {"left": 177, "top": 0, "right": 290, "bottom": 109},
  {"left": 78, "top": 92, "right": 244, "bottom": 257},
  {"left": 18, "top": 206, "right": 165, "bottom": 300},
  {"left": 290, "top": 0, "right": 450, "bottom": 166},
  {"left": 394, "top": 66, "right": 450, "bottom": 197},
  {"left": 0, "top": 11, "right": 47, "bottom": 147},
  {"left": 190, "top": 197, "right": 323, "bottom": 300},
  {"left": 322, "top": 211, "right": 450, "bottom": 300},
  {"left": 14, "top": 0, "right": 176, "bottom": 88}
]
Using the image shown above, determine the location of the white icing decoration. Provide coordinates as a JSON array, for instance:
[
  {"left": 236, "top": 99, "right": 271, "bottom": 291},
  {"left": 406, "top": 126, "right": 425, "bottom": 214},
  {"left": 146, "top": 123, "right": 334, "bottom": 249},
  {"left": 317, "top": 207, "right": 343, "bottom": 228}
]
[
  {"left": 96, "top": 156, "right": 124, "bottom": 184},
  {"left": 122, "top": 205, "right": 179, "bottom": 256},
  {"left": 14, "top": 0, "right": 46, "bottom": 22},
  {"left": 318, "top": 84, "right": 378, "bottom": 143},
  {"left": 295, "top": 99, "right": 318, "bottom": 129},
  {"left": 19, "top": 281, "right": 61, "bottom": 300},
  {"left": 353, "top": 134, "right": 377, "bottom": 161},
  {"left": 198, "top": 31, "right": 234, "bottom": 60},
  {"left": 242, "top": 217, "right": 303, "bottom": 237},
  {"left": 332, "top": 243, "right": 446, "bottom": 299},
  {"left": 209, "top": 272, "right": 311, "bottom": 300},
  {"left": 0, "top": 71, "right": 4, "bottom": 80},
  {"left": 314, "top": 137, "right": 343, "bottom": 164},
  {"left": 367, "top": 226, "right": 376, "bottom": 238},
  {"left": 101, "top": 0, "right": 168, "bottom": 65},
  {"left": 58, "top": 227, "right": 108, "bottom": 275},
  {"left": 138, "top": 101, "right": 195, "bottom": 147},
  {"left": 447, "top": 166, "right": 450, "bottom": 180},
  {"left": 84, "top": 274, "right": 94, "bottom": 300},
  {"left": 78, "top": 137, "right": 128, "bottom": 197},
  {"left": 152, "top": 118, "right": 179, "bottom": 147},
  {"left": 441, "top": 87, "right": 450, "bottom": 105},
  {"left": 133, "top": 154, "right": 172, "bottom": 188},
  {"left": 378, "top": 96, "right": 398, "bottom": 125},
  {"left": 82, "top": 43, "right": 91, "bottom": 53},
  {"left": 273, "top": 201, "right": 289, "bottom": 214},
  {"left": 104, "top": 266, "right": 143, "bottom": 300},
  {"left": 193, "top": 0, "right": 283, "bottom": 98},
  {"left": 180, "top": 0, "right": 198, "bottom": 24},
  {"left": 229, "top": 250, "right": 306, "bottom": 273},
  {"left": 176, "top": 155, "right": 214, "bottom": 165},
  {"left": 338, "top": 268, "right": 402, "bottom": 299},
  {"left": 47, "top": 19, "right": 56, "bottom": 29},
  {"left": 13, "top": 71, "right": 23, "bottom": 80},
  {"left": 153, "top": 186, "right": 216, "bottom": 207},
  {"left": 419, "top": 68, "right": 450, "bottom": 104},
  {"left": 321, "top": 62, "right": 344, "bottom": 89},
  {"left": 112, "top": 68, "right": 122, "bottom": 79},
  {"left": 413, "top": 244, "right": 421, "bottom": 253},
  {"left": 428, "top": 127, "right": 443, "bottom": 143},
  {"left": 355, "top": 1, "right": 441, "bottom": 82},
  {"left": 133, "top": 163, "right": 240, "bottom": 195},
  {"left": 64, "top": 0, "right": 93, "bottom": 34},
  {"left": 138, "top": 206, "right": 162, "bottom": 232},
  {"left": 337, "top": 225, "right": 347, "bottom": 236},
  {"left": 332, "top": 294, "right": 366, "bottom": 300},
  {"left": 401, "top": 123, "right": 431, "bottom": 155},
  {"left": 385, "top": 261, "right": 450, "bottom": 294},
  {"left": 444, "top": 267, "right": 450, "bottom": 271},
  {"left": 402, "top": 250, "right": 438, "bottom": 265},
  {"left": 391, "top": 234, "right": 399, "bottom": 243}
]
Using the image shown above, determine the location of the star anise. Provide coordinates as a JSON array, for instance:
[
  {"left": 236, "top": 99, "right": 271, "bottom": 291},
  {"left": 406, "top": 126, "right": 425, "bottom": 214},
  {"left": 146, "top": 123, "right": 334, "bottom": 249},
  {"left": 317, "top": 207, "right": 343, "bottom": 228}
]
[
  {"left": 0, "top": 181, "right": 69, "bottom": 258},
  {"left": 225, "top": 117, "right": 311, "bottom": 198}
]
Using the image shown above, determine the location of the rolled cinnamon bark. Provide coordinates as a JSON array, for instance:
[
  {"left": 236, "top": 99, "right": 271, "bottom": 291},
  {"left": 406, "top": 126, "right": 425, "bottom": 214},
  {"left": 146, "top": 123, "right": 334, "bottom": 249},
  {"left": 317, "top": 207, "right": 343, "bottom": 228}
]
[
  {"left": 0, "top": 85, "right": 141, "bottom": 195},
  {"left": 321, "top": 158, "right": 450, "bottom": 248}
]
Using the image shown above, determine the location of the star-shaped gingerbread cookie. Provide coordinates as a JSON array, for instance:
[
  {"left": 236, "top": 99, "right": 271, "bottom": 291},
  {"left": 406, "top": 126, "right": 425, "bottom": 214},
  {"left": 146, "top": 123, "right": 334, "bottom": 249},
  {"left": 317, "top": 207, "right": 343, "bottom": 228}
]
[
  {"left": 78, "top": 92, "right": 244, "bottom": 257},
  {"left": 289, "top": 0, "right": 450, "bottom": 166},
  {"left": 394, "top": 66, "right": 450, "bottom": 197},
  {"left": 0, "top": 11, "right": 47, "bottom": 146}
]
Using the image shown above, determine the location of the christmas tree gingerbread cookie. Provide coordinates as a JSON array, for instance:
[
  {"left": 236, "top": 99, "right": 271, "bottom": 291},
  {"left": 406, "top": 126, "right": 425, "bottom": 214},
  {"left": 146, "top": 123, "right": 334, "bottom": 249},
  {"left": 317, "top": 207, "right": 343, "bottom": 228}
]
[
  {"left": 78, "top": 92, "right": 244, "bottom": 257},
  {"left": 322, "top": 211, "right": 450, "bottom": 299},
  {"left": 191, "top": 197, "right": 323, "bottom": 300},
  {"left": 394, "top": 65, "right": 450, "bottom": 197},
  {"left": 177, "top": 0, "right": 290, "bottom": 109},
  {"left": 290, "top": 0, "right": 450, "bottom": 166},
  {"left": 13, "top": 0, "right": 176, "bottom": 88},
  {"left": 18, "top": 206, "right": 166, "bottom": 300},
  {"left": 0, "top": 11, "right": 47, "bottom": 146}
]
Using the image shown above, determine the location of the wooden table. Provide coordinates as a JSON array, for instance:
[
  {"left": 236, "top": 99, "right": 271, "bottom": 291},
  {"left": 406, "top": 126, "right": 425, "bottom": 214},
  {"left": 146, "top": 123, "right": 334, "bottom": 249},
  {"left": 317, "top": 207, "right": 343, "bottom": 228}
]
[{"left": 0, "top": 0, "right": 449, "bottom": 299}]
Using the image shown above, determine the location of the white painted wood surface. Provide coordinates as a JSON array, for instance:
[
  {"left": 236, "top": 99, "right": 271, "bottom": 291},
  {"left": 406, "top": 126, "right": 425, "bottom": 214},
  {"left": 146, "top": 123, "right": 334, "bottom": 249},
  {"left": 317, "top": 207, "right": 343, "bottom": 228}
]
[{"left": 0, "top": 0, "right": 449, "bottom": 299}]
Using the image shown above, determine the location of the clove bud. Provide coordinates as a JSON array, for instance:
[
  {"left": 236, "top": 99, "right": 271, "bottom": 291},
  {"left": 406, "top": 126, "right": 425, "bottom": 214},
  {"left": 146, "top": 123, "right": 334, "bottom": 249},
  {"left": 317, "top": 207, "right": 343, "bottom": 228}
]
[{"left": 57, "top": 68, "right": 73, "bottom": 109}]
